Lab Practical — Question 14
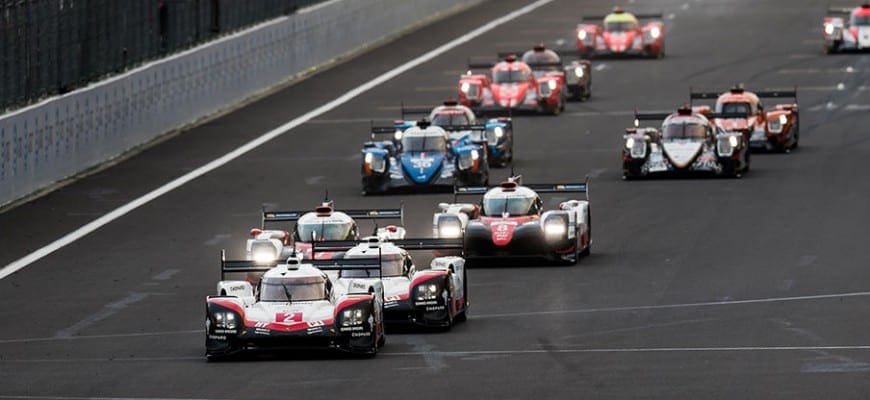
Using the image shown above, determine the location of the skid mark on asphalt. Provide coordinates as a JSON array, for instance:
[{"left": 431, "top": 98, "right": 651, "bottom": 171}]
[
  {"left": 151, "top": 269, "right": 180, "bottom": 281},
  {"left": 559, "top": 317, "right": 717, "bottom": 339},
  {"left": 53, "top": 292, "right": 168, "bottom": 338},
  {"left": 380, "top": 345, "right": 870, "bottom": 358},
  {"left": 392, "top": 336, "right": 445, "bottom": 371},
  {"left": 770, "top": 318, "right": 870, "bottom": 373},
  {"left": 472, "top": 290, "right": 870, "bottom": 319}
]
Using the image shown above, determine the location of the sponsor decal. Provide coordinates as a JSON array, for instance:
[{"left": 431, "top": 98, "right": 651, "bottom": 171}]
[
  {"left": 213, "top": 329, "right": 236, "bottom": 334},
  {"left": 307, "top": 320, "right": 326, "bottom": 328},
  {"left": 351, "top": 331, "right": 372, "bottom": 338},
  {"left": 415, "top": 300, "right": 439, "bottom": 306},
  {"left": 384, "top": 295, "right": 403, "bottom": 302},
  {"left": 228, "top": 284, "right": 245, "bottom": 291},
  {"left": 208, "top": 334, "right": 227, "bottom": 340},
  {"left": 254, "top": 328, "right": 270, "bottom": 336},
  {"left": 351, "top": 282, "right": 368, "bottom": 290},
  {"left": 339, "top": 326, "right": 365, "bottom": 332},
  {"left": 307, "top": 327, "right": 324, "bottom": 335},
  {"left": 425, "top": 305, "right": 446, "bottom": 311}
]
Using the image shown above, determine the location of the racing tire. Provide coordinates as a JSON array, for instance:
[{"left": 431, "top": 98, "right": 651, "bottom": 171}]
[{"left": 377, "top": 329, "right": 386, "bottom": 348}]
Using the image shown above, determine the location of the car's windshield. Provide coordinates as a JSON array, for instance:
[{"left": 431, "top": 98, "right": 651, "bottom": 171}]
[
  {"left": 402, "top": 134, "right": 447, "bottom": 152},
  {"left": 662, "top": 122, "right": 707, "bottom": 139},
  {"left": 719, "top": 102, "right": 752, "bottom": 115},
  {"left": 493, "top": 69, "right": 531, "bottom": 84},
  {"left": 431, "top": 113, "right": 469, "bottom": 126},
  {"left": 297, "top": 221, "right": 352, "bottom": 242},
  {"left": 341, "top": 254, "right": 404, "bottom": 278},
  {"left": 483, "top": 195, "right": 536, "bottom": 216},
  {"left": 851, "top": 14, "right": 870, "bottom": 25},
  {"left": 604, "top": 21, "right": 636, "bottom": 31},
  {"left": 522, "top": 52, "right": 561, "bottom": 71},
  {"left": 260, "top": 278, "right": 326, "bottom": 302}
]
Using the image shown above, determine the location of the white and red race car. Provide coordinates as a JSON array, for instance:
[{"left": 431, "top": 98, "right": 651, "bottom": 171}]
[
  {"left": 458, "top": 54, "right": 565, "bottom": 115},
  {"left": 312, "top": 238, "right": 468, "bottom": 328},
  {"left": 690, "top": 85, "right": 799, "bottom": 152},
  {"left": 823, "top": 4, "right": 870, "bottom": 53},
  {"left": 249, "top": 202, "right": 405, "bottom": 262},
  {"left": 206, "top": 253, "right": 386, "bottom": 359},
  {"left": 575, "top": 7, "right": 665, "bottom": 58},
  {"left": 433, "top": 177, "right": 591, "bottom": 265}
]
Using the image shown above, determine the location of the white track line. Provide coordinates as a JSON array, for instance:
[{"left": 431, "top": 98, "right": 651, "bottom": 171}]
[
  {"left": 0, "top": 0, "right": 555, "bottom": 281},
  {"left": 0, "top": 396, "right": 221, "bottom": 400},
  {"left": 474, "top": 290, "right": 870, "bottom": 319}
]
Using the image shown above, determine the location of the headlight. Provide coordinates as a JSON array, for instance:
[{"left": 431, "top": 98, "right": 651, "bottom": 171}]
[
  {"left": 632, "top": 36, "right": 642, "bottom": 49},
  {"left": 728, "top": 135, "right": 739, "bottom": 147},
  {"left": 547, "top": 80, "right": 557, "bottom": 90},
  {"left": 574, "top": 66, "right": 584, "bottom": 78},
  {"left": 436, "top": 216, "right": 463, "bottom": 238},
  {"left": 471, "top": 149, "right": 479, "bottom": 160},
  {"left": 394, "top": 130, "right": 403, "bottom": 141},
  {"left": 214, "top": 312, "right": 237, "bottom": 329},
  {"left": 458, "top": 151, "right": 479, "bottom": 170},
  {"left": 461, "top": 82, "right": 470, "bottom": 93},
  {"left": 493, "top": 126, "right": 504, "bottom": 138},
  {"left": 650, "top": 26, "right": 661, "bottom": 39},
  {"left": 341, "top": 308, "right": 367, "bottom": 326},
  {"left": 717, "top": 136, "right": 734, "bottom": 157},
  {"left": 626, "top": 137, "right": 635, "bottom": 149},
  {"left": 577, "top": 30, "right": 587, "bottom": 40},
  {"left": 779, "top": 114, "right": 788, "bottom": 125},
  {"left": 824, "top": 24, "right": 834, "bottom": 35},
  {"left": 364, "top": 152, "right": 386, "bottom": 173},
  {"left": 415, "top": 283, "right": 441, "bottom": 301},
  {"left": 767, "top": 118, "right": 783, "bottom": 133},
  {"left": 543, "top": 218, "right": 567, "bottom": 238},
  {"left": 250, "top": 242, "right": 277, "bottom": 264}
]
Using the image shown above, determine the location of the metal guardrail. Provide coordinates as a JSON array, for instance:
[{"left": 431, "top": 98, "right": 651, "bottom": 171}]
[{"left": 0, "top": 0, "right": 324, "bottom": 111}]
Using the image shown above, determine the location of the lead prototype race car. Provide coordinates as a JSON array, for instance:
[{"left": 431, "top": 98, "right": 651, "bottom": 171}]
[
  {"left": 622, "top": 105, "right": 750, "bottom": 179},
  {"left": 205, "top": 253, "right": 386, "bottom": 359},
  {"left": 399, "top": 99, "right": 514, "bottom": 167},
  {"left": 312, "top": 238, "right": 468, "bottom": 328},
  {"left": 433, "top": 177, "right": 591, "bottom": 265},
  {"left": 251, "top": 201, "right": 405, "bottom": 261},
  {"left": 823, "top": 4, "right": 870, "bottom": 53},
  {"left": 575, "top": 7, "right": 665, "bottom": 58},
  {"left": 361, "top": 120, "right": 489, "bottom": 194},
  {"left": 690, "top": 85, "right": 799, "bottom": 152}
]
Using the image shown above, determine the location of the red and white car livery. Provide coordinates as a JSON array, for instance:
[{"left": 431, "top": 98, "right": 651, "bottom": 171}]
[
  {"left": 458, "top": 54, "right": 565, "bottom": 115},
  {"left": 690, "top": 86, "right": 799, "bottom": 152},
  {"left": 312, "top": 238, "right": 468, "bottom": 328},
  {"left": 433, "top": 177, "right": 591, "bottom": 265},
  {"left": 824, "top": 4, "right": 870, "bottom": 53},
  {"left": 251, "top": 202, "right": 405, "bottom": 262},
  {"left": 575, "top": 7, "right": 665, "bottom": 58},
  {"left": 206, "top": 255, "right": 386, "bottom": 359}
]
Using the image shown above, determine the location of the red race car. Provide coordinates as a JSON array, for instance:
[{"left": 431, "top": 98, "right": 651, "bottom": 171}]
[
  {"left": 496, "top": 44, "right": 592, "bottom": 101},
  {"left": 823, "top": 4, "right": 870, "bottom": 53},
  {"left": 690, "top": 85, "right": 799, "bottom": 152},
  {"left": 458, "top": 54, "right": 565, "bottom": 116},
  {"left": 575, "top": 7, "right": 665, "bottom": 58}
]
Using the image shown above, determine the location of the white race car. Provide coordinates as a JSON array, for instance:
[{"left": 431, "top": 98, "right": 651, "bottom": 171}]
[
  {"left": 247, "top": 201, "right": 406, "bottom": 263},
  {"left": 206, "top": 253, "right": 386, "bottom": 359},
  {"left": 312, "top": 238, "right": 468, "bottom": 328}
]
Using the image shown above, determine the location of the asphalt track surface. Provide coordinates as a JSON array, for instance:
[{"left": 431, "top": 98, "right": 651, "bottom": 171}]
[{"left": 2, "top": 0, "right": 870, "bottom": 398}]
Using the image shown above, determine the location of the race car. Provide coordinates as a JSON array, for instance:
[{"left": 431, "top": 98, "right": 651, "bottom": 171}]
[
  {"left": 575, "top": 7, "right": 665, "bottom": 58},
  {"left": 458, "top": 54, "right": 565, "bottom": 115},
  {"left": 690, "top": 85, "right": 799, "bottom": 152},
  {"left": 251, "top": 201, "right": 406, "bottom": 261},
  {"left": 823, "top": 4, "right": 870, "bottom": 53},
  {"left": 496, "top": 44, "right": 592, "bottom": 101},
  {"left": 433, "top": 177, "right": 591, "bottom": 265},
  {"left": 361, "top": 119, "right": 489, "bottom": 194},
  {"left": 622, "top": 105, "right": 750, "bottom": 179},
  {"left": 312, "top": 238, "right": 468, "bottom": 328},
  {"left": 205, "top": 253, "right": 386, "bottom": 359},
  {"left": 399, "top": 99, "right": 514, "bottom": 167}
]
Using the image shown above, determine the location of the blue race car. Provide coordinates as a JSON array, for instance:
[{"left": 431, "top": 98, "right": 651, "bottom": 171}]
[
  {"left": 399, "top": 99, "right": 513, "bottom": 167},
  {"left": 361, "top": 119, "right": 489, "bottom": 195}
]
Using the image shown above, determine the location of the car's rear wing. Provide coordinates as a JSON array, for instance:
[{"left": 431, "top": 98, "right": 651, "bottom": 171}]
[
  {"left": 454, "top": 178, "right": 590, "bottom": 200},
  {"left": 311, "top": 253, "right": 383, "bottom": 282},
  {"left": 467, "top": 58, "right": 495, "bottom": 70},
  {"left": 400, "top": 102, "right": 432, "bottom": 120},
  {"left": 690, "top": 88, "right": 797, "bottom": 101},
  {"left": 312, "top": 238, "right": 463, "bottom": 253},
  {"left": 634, "top": 111, "right": 751, "bottom": 123},
  {"left": 262, "top": 207, "right": 403, "bottom": 227},
  {"left": 581, "top": 12, "right": 663, "bottom": 21},
  {"left": 220, "top": 250, "right": 277, "bottom": 280},
  {"left": 441, "top": 124, "right": 488, "bottom": 132},
  {"left": 827, "top": 6, "right": 855, "bottom": 14}
]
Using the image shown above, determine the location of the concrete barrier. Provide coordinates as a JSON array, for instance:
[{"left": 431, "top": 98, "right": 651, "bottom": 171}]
[{"left": 0, "top": 0, "right": 477, "bottom": 207}]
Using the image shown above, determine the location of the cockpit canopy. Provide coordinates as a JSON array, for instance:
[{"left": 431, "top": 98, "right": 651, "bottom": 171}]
[
  {"left": 259, "top": 275, "right": 327, "bottom": 302},
  {"left": 431, "top": 112, "right": 470, "bottom": 126},
  {"left": 402, "top": 130, "right": 449, "bottom": 152},
  {"left": 604, "top": 12, "right": 639, "bottom": 32},
  {"left": 492, "top": 66, "right": 532, "bottom": 84},
  {"left": 296, "top": 220, "right": 354, "bottom": 242},
  {"left": 482, "top": 189, "right": 542, "bottom": 216},
  {"left": 717, "top": 101, "right": 754, "bottom": 115},
  {"left": 662, "top": 119, "right": 709, "bottom": 139}
]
